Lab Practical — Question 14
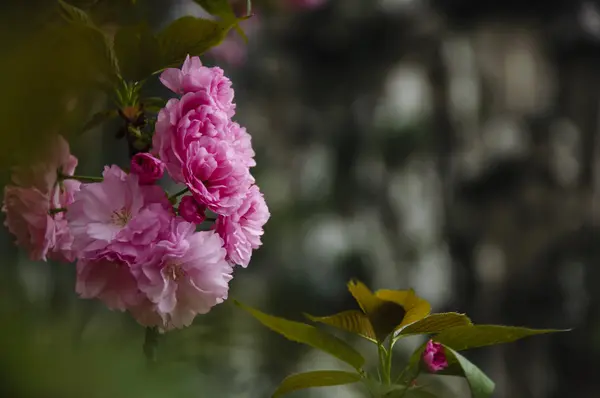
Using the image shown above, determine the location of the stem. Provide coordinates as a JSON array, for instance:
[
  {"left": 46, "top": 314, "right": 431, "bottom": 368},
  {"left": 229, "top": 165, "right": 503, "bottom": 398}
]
[
  {"left": 168, "top": 187, "right": 189, "bottom": 201},
  {"left": 143, "top": 327, "right": 159, "bottom": 367},
  {"left": 246, "top": 0, "right": 252, "bottom": 16},
  {"left": 378, "top": 344, "right": 391, "bottom": 385},
  {"left": 61, "top": 174, "right": 103, "bottom": 182}
]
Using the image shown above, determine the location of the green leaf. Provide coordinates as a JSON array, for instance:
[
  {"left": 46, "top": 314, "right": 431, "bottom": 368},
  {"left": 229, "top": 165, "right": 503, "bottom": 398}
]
[
  {"left": 114, "top": 23, "right": 161, "bottom": 82},
  {"left": 57, "top": 1, "right": 120, "bottom": 83},
  {"left": 305, "top": 310, "right": 376, "bottom": 342},
  {"left": 272, "top": 370, "right": 361, "bottom": 398},
  {"left": 157, "top": 16, "right": 236, "bottom": 69},
  {"left": 81, "top": 109, "right": 118, "bottom": 133},
  {"left": 235, "top": 301, "right": 365, "bottom": 370},
  {"left": 194, "top": 0, "right": 236, "bottom": 19},
  {"left": 58, "top": 0, "right": 93, "bottom": 25},
  {"left": 443, "top": 346, "right": 494, "bottom": 398},
  {"left": 434, "top": 325, "right": 569, "bottom": 351},
  {"left": 397, "top": 313, "right": 472, "bottom": 337}
]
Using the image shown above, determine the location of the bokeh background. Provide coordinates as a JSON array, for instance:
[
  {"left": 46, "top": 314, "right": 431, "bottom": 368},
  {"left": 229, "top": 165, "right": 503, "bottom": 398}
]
[{"left": 1, "top": 0, "right": 598, "bottom": 397}]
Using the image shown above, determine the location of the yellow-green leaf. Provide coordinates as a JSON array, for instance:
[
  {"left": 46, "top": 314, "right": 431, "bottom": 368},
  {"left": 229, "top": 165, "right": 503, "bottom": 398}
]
[
  {"left": 443, "top": 346, "right": 494, "bottom": 398},
  {"left": 235, "top": 301, "right": 365, "bottom": 370},
  {"left": 157, "top": 16, "right": 236, "bottom": 69},
  {"left": 434, "top": 325, "right": 569, "bottom": 351},
  {"left": 305, "top": 310, "right": 376, "bottom": 342},
  {"left": 347, "top": 280, "right": 386, "bottom": 315},
  {"left": 397, "top": 313, "right": 472, "bottom": 337},
  {"left": 375, "top": 289, "right": 431, "bottom": 330},
  {"left": 272, "top": 370, "right": 361, "bottom": 398},
  {"left": 194, "top": 0, "right": 236, "bottom": 19}
]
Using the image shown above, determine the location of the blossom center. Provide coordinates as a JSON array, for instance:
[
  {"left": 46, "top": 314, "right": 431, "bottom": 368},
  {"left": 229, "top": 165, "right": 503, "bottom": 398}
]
[
  {"left": 111, "top": 208, "right": 132, "bottom": 227},
  {"left": 164, "top": 263, "right": 185, "bottom": 281}
]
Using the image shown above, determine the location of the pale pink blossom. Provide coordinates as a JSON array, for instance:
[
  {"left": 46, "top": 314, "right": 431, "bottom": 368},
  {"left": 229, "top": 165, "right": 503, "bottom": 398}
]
[
  {"left": 423, "top": 340, "right": 448, "bottom": 372},
  {"left": 76, "top": 250, "right": 145, "bottom": 311},
  {"left": 215, "top": 185, "right": 269, "bottom": 267},
  {"left": 183, "top": 137, "right": 253, "bottom": 215},
  {"left": 130, "top": 153, "right": 164, "bottom": 185},
  {"left": 160, "top": 55, "right": 236, "bottom": 117},
  {"left": 133, "top": 219, "right": 232, "bottom": 330},
  {"left": 2, "top": 135, "right": 80, "bottom": 262},
  {"left": 178, "top": 195, "right": 207, "bottom": 224},
  {"left": 11, "top": 135, "right": 78, "bottom": 195},
  {"left": 152, "top": 91, "right": 230, "bottom": 183},
  {"left": 67, "top": 165, "right": 170, "bottom": 256}
]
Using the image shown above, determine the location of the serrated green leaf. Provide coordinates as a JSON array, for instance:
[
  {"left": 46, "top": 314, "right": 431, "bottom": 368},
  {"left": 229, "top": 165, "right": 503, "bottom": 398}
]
[
  {"left": 397, "top": 313, "right": 472, "bottom": 337},
  {"left": 443, "top": 346, "right": 494, "bottom": 398},
  {"left": 347, "top": 280, "right": 385, "bottom": 315},
  {"left": 375, "top": 289, "right": 431, "bottom": 331},
  {"left": 434, "top": 325, "right": 569, "bottom": 351},
  {"left": 305, "top": 310, "right": 377, "bottom": 342},
  {"left": 58, "top": 0, "right": 93, "bottom": 25},
  {"left": 272, "top": 370, "right": 361, "bottom": 397},
  {"left": 81, "top": 109, "right": 118, "bottom": 133},
  {"left": 235, "top": 301, "right": 365, "bottom": 370},
  {"left": 157, "top": 16, "right": 236, "bottom": 69},
  {"left": 114, "top": 23, "right": 160, "bottom": 82}
]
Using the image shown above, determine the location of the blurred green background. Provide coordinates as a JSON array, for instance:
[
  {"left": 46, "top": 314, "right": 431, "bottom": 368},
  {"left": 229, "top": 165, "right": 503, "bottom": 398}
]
[{"left": 0, "top": 0, "right": 597, "bottom": 397}]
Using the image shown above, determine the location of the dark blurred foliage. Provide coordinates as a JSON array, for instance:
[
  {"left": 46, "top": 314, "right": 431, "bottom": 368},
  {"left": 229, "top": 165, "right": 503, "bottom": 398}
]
[{"left": 1, "top": 0, "right": 600, "bottom": 397}]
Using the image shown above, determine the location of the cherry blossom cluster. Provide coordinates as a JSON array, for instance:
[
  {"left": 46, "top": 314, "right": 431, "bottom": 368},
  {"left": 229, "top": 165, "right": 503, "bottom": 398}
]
[{"left": 2, "top": 56, "right": 269, "bottom": 331}]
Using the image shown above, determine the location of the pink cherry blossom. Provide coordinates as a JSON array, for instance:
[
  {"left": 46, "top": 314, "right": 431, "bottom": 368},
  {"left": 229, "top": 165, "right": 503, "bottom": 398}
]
[
  {"left": 153, "top": 91, "right": 230, "bottom": 183},
  {"left": 67, "top": 165, "right": 170, "bottom": 256},
  {"left": 11, "top": 135, "right": 78, "bottom": 195},
  {"left": 178, "top": 195, "right": 207, "bottom": 224},
  {"left": 225, "top": 120, "right": 256, "bottom": 168},
  {"left": 130, "top": 153, "right": 165, "bottom": 185},
  {"left": 76, "top": 250, "right": 145, "bottom": 311},
  {"left": 183, "top": 137, "right": 253, "bottom": 215},
  {"left": 2, "top": 135, "right": 80, "bottom": 262},
  {"left": 133, "top": 219, "right": 232, "bottom": 330},
  {"left": 160, "top": 55, "right": 236, "bottom": 117},
  {"left": 215, "top": 185, "right": 269, "bottom": 267},
  {"left": 423, "top": 340, "right": 448, "bottom": 372}
]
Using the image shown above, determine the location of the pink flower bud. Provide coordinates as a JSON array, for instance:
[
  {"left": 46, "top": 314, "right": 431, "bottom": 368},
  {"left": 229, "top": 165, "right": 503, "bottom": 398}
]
[
  {"left": 178, "top": 195, "right": 207, "bottom": 224},
  {"left": 423, "top": 340, "right": 448, "bottom": 372},
  {"left": 130, "top": 153, "right": 164, "bottom": 185}
]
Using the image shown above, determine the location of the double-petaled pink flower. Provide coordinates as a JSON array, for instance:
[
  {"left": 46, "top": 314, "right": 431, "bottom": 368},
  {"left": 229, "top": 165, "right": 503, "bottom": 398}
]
[
  {"left": 423, "top": 340, "right": 448, "bottom": 372},
  {"left": 215, "top": 185, "right": 269, "bottom": 267}
]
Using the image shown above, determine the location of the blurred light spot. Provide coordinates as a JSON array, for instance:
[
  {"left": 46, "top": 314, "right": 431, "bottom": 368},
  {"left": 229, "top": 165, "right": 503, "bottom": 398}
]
[{"left": 474, "top": 242, "right": 506, "bottom": 285}]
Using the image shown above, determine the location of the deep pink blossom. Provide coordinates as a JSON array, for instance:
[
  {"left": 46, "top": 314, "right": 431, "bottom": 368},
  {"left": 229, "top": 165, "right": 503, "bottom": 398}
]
[
  {"left": 215, "top": 185, "right": 269, "bottom": 267},
  {"left": 67, "top": 165, "right": 170, "bottom": 256},
  {"left": 130, "top": 153, "right": 165, "bottom": 185},
  {"left": 423, "top": 340, "right": 448, "bottom": 372},
  {"left": 178, "top": 195, "right": 207, "bottom": 224},
  {"left": 153, "top": 91, "right": 230, "bottom": 183},
  {"left": 225, "top": 121, "right": 256, "bottom": 168},
  {"left": 76, "top": 250, "right": 145, "bottom": 311},
  {"left": 183, "top": 137, "right": 253, "bottom": 215},
  {"left": 133, "top": 219, "right": 232, "bottom": 330},
  {"left": 160, "top": 55, "right": 236, "bottom": 117}
]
